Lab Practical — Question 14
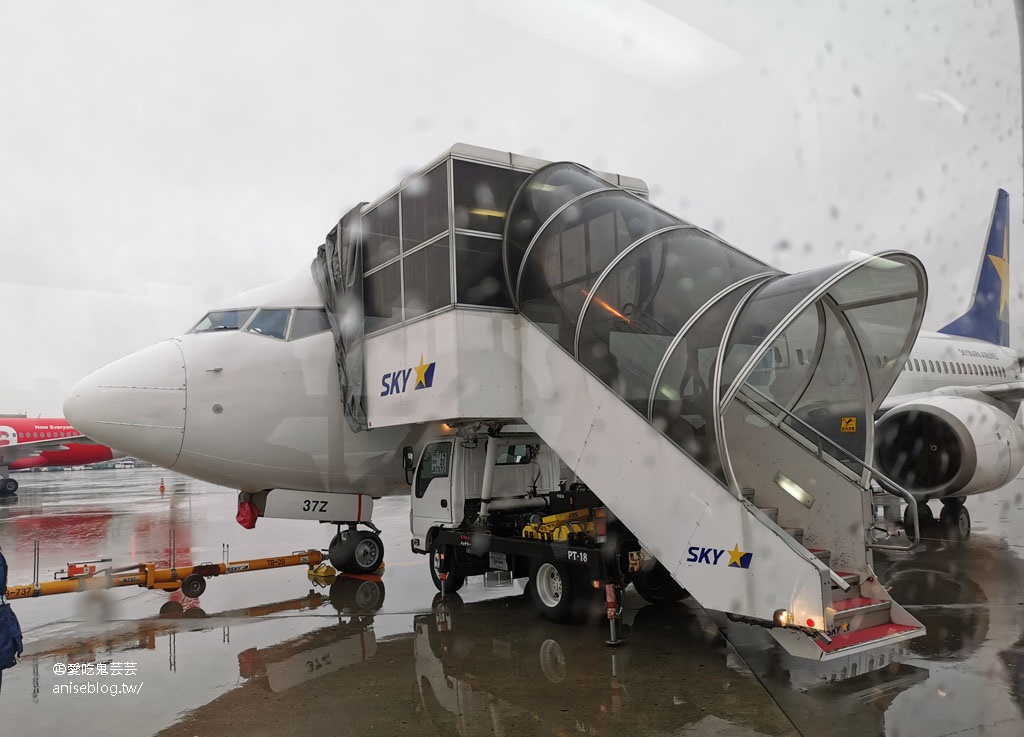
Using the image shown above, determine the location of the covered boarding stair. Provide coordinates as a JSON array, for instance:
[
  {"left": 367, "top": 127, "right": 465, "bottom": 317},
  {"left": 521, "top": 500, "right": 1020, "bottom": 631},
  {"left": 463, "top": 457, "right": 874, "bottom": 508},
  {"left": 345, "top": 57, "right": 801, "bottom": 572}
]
[
  {"left": 501, "top": 162, "right": 928, "bottom": 659},
  {"left": 321, "top": 146, "right": 930, "bottom": 661}
]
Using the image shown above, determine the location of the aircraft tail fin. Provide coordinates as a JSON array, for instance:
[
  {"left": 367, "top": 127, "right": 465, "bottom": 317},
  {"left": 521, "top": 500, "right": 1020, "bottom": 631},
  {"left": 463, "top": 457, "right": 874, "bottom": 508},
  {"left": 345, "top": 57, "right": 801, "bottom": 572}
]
[{"left": 938, "top": 188, "right": 1011, "bottom": 347}]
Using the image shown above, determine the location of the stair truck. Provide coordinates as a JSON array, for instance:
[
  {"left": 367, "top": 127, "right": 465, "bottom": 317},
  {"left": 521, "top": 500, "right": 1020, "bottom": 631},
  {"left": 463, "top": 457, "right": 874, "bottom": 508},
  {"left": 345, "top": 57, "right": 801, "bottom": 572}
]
[
  {"left": 409, "top": 426, "right": 681, "bottom": 632},
  {"left": 317, "top": 144, "right": 928, "bottom": 662}
]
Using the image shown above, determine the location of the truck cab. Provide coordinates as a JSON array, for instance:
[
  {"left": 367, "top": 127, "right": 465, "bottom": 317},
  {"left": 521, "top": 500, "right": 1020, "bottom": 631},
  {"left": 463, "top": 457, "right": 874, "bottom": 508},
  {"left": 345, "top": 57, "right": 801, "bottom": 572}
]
[{"left": 410, "top": 429, "right": 562, "bottom": 554}]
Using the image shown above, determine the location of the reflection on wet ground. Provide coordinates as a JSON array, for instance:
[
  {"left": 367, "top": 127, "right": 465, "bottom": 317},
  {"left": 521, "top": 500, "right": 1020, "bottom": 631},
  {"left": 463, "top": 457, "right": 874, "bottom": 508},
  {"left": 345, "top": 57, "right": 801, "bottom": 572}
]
[{"left": 1, "top": 468, "right": 1023, "bottom": 736}]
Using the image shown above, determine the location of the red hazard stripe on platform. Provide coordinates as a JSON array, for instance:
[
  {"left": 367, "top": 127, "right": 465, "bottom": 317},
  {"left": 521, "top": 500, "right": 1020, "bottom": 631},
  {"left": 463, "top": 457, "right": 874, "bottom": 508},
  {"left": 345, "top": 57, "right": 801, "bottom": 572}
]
[
  {"left": 831, "top": 596, "right": 882, "bottom": 613},
  {"left": 816, "top": 623, "right": 919, "bottom": 653}
]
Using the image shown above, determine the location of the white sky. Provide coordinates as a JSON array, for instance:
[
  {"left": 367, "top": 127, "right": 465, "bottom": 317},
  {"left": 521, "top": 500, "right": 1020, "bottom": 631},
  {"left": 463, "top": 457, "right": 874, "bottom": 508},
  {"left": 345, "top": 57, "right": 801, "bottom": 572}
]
[{"left": 1, "top": 0, "right": 1021, "bottom": 415}]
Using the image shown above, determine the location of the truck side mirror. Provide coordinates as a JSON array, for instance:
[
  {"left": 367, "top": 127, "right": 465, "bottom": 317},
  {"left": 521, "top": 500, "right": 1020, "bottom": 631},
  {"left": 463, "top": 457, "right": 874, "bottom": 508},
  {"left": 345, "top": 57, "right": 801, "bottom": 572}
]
[{"left": 402, "top": 446, "right": 415, "bottom": 485}]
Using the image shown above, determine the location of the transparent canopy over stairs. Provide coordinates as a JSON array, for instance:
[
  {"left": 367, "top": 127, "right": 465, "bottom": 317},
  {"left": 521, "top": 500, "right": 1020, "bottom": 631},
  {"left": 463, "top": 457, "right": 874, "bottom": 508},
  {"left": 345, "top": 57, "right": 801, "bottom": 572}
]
[{"left": 352, "top": 145, "right": 927, "bottom": 660}]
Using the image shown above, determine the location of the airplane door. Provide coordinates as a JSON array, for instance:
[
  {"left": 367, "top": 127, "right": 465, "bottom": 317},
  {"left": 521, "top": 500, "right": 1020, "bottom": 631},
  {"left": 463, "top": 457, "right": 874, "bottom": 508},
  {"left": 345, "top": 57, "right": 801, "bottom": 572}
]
[{"left": 413, "top": 440, "right": 454, "bottom": 526}]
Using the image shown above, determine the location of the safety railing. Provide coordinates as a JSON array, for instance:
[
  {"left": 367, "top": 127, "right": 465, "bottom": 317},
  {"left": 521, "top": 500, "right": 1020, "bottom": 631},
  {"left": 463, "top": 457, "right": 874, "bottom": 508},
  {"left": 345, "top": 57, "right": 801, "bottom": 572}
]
[{"left": 735, "top": 383, "right": 919, "bottom": 551}]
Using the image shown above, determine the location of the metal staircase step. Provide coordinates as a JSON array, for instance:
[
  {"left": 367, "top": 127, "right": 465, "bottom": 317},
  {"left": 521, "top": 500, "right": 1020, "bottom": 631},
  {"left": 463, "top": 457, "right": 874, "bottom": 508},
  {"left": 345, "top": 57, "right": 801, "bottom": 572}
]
[
  {"left": 816, "top": 622, "right": 921, "bottom": 654},
  {"left": 808, "top": 548, "right": 831, "bottom": 566},
  {"left": 833, "top": 571, "right": 860, "bottom": 587},
  {"left": 758, "top": 507, "right": 779, "bottom": 523},
  {"left": 783, "top": 527, "right": 804, "bottom": 544},
  {"left": 829, "top": 596, "right": 892, "bottom": 632}
]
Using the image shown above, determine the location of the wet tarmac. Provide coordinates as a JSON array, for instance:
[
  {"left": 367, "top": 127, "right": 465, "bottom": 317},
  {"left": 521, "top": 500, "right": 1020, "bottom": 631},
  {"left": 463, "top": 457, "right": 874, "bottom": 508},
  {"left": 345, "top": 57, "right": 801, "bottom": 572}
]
[{"left": 1, "top": 467, "right": 1023, "bottom": 736}]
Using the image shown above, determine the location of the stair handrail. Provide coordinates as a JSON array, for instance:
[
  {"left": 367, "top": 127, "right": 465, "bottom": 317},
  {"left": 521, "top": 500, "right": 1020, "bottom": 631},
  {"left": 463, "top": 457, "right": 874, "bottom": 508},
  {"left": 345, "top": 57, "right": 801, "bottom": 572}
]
[{"left": 737, "top": 384, "right": 919, "bottom": 551}]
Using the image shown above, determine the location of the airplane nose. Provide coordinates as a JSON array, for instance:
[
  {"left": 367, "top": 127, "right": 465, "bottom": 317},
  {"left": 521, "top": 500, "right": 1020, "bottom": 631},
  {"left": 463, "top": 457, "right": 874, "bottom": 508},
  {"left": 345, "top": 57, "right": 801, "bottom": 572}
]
[{"left": 64, "top": 340, "right": 187, "bottom": 468}]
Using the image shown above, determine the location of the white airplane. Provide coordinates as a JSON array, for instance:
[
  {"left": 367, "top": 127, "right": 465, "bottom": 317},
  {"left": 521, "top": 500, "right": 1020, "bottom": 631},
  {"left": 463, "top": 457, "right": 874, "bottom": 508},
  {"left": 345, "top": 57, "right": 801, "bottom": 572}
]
[
  {"left": 62, "top": 150, "right": 1018, "bottom": 575},
  {"left": 870, "top": 189, "right": 1023, "bottom": 537},
  {"left": 62, "top": 268, "right": 431, "bottom": 574}
]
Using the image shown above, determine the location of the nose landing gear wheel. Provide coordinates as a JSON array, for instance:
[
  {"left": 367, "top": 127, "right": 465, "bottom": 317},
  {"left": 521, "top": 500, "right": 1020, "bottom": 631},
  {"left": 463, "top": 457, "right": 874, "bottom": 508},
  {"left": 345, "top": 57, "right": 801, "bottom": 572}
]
[
  {"left": 1, "top": 477, "right": 18, "bottom": 496},
  {"left": 329, "top": 529, "right": 384, "bottom": 574}
]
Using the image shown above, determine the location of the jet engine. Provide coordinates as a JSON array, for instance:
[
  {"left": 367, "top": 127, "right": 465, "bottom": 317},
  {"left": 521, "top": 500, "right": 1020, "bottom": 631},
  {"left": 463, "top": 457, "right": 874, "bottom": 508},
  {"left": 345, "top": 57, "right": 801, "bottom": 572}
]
[{"left": 874, "top": 395, "right": 1024, "bottom": 500}]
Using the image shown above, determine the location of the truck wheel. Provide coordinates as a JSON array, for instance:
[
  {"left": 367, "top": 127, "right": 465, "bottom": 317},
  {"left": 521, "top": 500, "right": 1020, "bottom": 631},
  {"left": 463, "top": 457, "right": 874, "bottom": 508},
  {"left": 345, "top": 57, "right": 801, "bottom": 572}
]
[
  {"left": 632, "top": 563, "right": 687, "bottom": 604},
  {"left": 530, "top": 561, "right": 573, "bottom": 623},
  {"left": 429, "top": 548, "right": 465, "bottom": 594},
  {"left": 181, "top": 574, "right": 206, "bottom": 598}
]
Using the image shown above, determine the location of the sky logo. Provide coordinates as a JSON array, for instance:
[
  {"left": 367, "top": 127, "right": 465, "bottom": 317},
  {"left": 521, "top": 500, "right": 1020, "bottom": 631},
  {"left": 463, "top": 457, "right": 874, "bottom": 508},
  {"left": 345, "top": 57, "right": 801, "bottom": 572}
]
[
  {"left": 686, "top": 543, "right": 753, "bottom": 570},
  {"left": 380, "top": 355, "right": 436, "bottom": 397}
]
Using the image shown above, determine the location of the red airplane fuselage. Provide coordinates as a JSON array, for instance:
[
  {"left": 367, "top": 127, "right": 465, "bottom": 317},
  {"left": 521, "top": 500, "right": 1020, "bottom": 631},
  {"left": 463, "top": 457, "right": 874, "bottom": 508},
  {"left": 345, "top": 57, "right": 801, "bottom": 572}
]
[{"left": 0, "top": 417, "right": 115, "bottom": 469}]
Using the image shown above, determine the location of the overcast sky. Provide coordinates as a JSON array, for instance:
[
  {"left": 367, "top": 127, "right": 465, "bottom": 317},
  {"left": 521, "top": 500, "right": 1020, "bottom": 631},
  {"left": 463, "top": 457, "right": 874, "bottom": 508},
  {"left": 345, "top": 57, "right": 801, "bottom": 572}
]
[{"left": 1, "top": 0, "right": 1021, "bottom": 416}]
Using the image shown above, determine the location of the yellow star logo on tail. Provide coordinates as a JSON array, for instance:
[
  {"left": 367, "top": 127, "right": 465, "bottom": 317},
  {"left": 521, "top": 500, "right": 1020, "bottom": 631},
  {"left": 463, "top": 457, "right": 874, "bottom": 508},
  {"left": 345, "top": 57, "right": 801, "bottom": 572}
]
[{"left": 987, "top": 226, "right": 1009, "bottom": 317}]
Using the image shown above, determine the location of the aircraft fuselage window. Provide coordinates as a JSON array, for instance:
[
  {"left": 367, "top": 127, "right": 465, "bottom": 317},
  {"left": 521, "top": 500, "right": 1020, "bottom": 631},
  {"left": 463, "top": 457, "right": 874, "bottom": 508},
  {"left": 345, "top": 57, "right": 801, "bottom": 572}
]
[
  {"left": 289, "top": 308, "right": 331, "bottom": 340},
  {"left": 190, "top": 309, "right": 256, "bottom": 333},
  {"left": 913, "top": 359, "right": 920, "bottom": 371},
  {"left": 246, "top": 308, "right": 290, "bottom": 340}
]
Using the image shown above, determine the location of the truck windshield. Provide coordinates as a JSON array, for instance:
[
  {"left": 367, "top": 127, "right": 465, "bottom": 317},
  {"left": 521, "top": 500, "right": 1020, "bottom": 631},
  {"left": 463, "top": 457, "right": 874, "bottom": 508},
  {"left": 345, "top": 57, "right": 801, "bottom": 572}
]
[{"left": 189, "top": 309, "right": 255, "bottom": 333}]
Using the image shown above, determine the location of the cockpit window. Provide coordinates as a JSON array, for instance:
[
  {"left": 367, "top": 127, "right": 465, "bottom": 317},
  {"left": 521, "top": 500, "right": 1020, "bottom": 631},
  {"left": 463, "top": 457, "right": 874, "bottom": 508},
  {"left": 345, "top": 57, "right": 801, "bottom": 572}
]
[
  {"left": 245, "top": 308, "right": 291, "bottom": 340},
  {"left": 289, "top": 308, "right": 331, "bottom": 340},
  {"left": 190, "top": 309, "right": 255, "bottom": 333}
]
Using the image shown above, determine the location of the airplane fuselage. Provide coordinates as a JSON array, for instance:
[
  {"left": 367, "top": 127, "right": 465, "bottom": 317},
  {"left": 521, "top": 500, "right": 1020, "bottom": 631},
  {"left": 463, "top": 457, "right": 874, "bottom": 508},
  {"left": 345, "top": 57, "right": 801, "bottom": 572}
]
[
  {"left": 0, "top": 418, "right": 116, "bottom": 471},
  {"left": 65, "top": 272, "right": 423, "bottom": 497}
]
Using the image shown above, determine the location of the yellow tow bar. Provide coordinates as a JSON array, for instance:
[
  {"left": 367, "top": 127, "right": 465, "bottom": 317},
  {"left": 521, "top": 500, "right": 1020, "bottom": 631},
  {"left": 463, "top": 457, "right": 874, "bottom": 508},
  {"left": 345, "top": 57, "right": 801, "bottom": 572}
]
[{"left": 4, "top": 549, "right": 327, "bottom": 600}]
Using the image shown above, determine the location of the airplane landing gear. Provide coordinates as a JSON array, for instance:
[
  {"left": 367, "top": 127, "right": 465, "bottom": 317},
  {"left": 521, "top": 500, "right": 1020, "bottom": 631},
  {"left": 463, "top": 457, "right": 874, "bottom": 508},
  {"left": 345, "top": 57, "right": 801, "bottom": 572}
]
[
  {"left": 903, "top": 501, "right": 933, "bottom": 537},
  {"left": 328, "top": 523, "right": 384, "bottom": 574},
  {"left": 939, "top": 498, "right": 971, "bottom": 540},
  {"left": 0, "top": 476, "right": 18, "bottom": 499}
]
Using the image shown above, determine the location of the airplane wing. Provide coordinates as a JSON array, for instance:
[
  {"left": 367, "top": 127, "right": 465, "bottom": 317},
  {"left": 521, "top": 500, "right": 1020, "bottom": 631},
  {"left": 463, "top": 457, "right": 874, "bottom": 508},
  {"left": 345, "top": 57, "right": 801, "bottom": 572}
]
[
  {"left": 0, "top": 434, "right": 100, "bottom": 465},
  {"left": 878, "top": 381, "right": 1024, "bottom": 413}
]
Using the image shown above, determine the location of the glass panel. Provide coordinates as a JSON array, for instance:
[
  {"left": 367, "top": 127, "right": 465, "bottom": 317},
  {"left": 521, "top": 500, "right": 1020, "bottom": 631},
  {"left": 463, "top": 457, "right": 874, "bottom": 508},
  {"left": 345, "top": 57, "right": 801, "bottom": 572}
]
[
  {"left": 739, "top": 302, "right": 823, "bottom": 410},
  {"left": 404, "top": 238, "right": 451, "bottom": 319},
  {"left": 363, "top": 262, "right": 402, "bottom": 333},
  {"left": 362, "top": 196, "right": 400, "bottom": 272},
  {"left": 828, "top": 255, "right": 920, "bottom": 306},
  {"left": 289, "top": 308, "right": 331, "bottom": 340},
  {"left": 786, "top": 304, "right": 866, "bottom": 461},
  {"left": 719, "top": 262, "right": 848, "bottom": 396},
  {"left": 519, "top": 189, "right": 675, "bottom": 351},
  {"left": 455, "top": 234, "right": 513, "bottom": 308},
  {"left": 415, "top": 441, "right": 452, "bottom": 499},
  {"left": 402, "top": 163, "right": 448, "bottom": 250},
  {"left": 495, "top": 444, "right": 534, "bottom": 465},
  {"left": 189, "top": 309, "right": 255, "bottom": 333},
  {"left": 577, "top": 229, "right": 770, "bottom": 393},
  {"left": 453, "top": 160, "right": 528, "bottom": 234},
  {"left": 245, "top": 308, "right": 290, "bottom": 340},
  {"left": 504, "top": 163, "right": 611, "bottom": 299},
  {"left": 844, "top": 298, "right": 921, "bottom": 400},
  {"left": 649, "top": 286, "right": 758, "bottom": 483}
]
